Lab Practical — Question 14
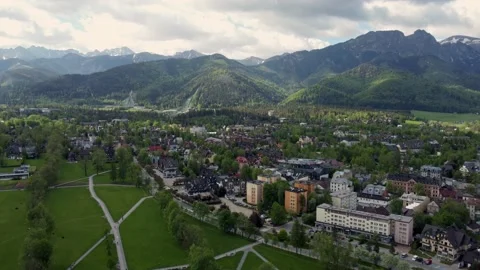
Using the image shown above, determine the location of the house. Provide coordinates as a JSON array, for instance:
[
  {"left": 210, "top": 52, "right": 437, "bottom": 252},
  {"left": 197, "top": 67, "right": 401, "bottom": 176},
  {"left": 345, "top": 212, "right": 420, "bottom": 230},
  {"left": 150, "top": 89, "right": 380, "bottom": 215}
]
[
  {"left": 397, "top": 140, "right": 424, "bottom": 153},
  {"left": 387, "top": 174, "right": 441, "bottom": 198},
  {"left": 420, "top": 165, "right": 442, "bottom": 179},
  {"left": 466, "top": 223, "right": 480, "bottom": 234},
  {"left": 156, "top": 157, "right": 179, "bottom": 178},
  {"left": 460, "top": 161, "right": 480, "bottom": 176},
  {"left": 236, "top": 156, "right": 248, "bottom": 169},
  {"left": 330, "top": 178, "right": 354, "bottom": 193},
  {"left": 459, "top": 248, "right": 480, "bottom": 269},
  {"left": 427, "top": 201, "right": 440, "bottom": 215},
  {"left": 190, "top": 126, "right": 207, "bottom": 136},
  {"left": 439, "top": 186, "right": 457, "bottom": 200},
  {"left": 420, "top": 225, "right": 475, "bottom": 261},
  {"left": 362, "top": 184, "right": 387, "bottom": 197}
]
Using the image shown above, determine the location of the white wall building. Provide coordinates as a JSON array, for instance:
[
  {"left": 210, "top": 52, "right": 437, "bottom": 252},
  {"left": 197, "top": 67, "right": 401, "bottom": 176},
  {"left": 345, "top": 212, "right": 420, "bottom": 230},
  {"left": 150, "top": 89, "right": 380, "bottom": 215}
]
[
  {"left": 357, "top": 193, "right": 390, "bottom": 208},
  {"left": 330, "top": 177, "right": 354, "bottom": 192},
  {"left": 331, "top": 190, "right": 357, "bottom": 210},
  {"left": 316, "top": 203, "right": 413, "bottom": 245}
]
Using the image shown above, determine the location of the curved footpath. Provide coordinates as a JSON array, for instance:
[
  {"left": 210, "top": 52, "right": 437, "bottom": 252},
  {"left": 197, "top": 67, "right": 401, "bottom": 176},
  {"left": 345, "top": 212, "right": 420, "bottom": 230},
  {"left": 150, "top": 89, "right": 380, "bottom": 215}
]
[{"left": 88, "top": 174, "right": 128, "bottom": 270}]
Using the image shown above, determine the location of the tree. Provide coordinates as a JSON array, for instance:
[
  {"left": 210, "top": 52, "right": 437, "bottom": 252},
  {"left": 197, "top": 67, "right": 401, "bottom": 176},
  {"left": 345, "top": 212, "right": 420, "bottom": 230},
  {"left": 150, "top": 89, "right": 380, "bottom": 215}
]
[
  {"left": 270, "top": 202, "right": 287, "bottom": 225},
  {"left": 249, "top": 212, "right": 263, "bottom": 228},
  {"left": 381, "top": 253, "right": 399, "bottom": 269},
  {"left": 157, "top": 190, "right": 173, "bottom": 210},
  {"left": 217, "top": 209, "right": 235, "bottom": 233},
  {"left": 277, "top": 229, "right": 288, "bottom": 242},
  {"left": 290, "top": 219, "right": 307, "bottom": 253},
  {"left": 433, "top": 199, "right": 470, "bottom": 228},
  {"left": 312, "top": 232, "right": 354, "bottom": 270},
  {"left": 240, "top": 165, "right": 252, "bottom": 180},
  {"left": 302, "top": 213, "right": 316, "bottom": 226},
  {"left": 116, "top": 147, "right": 132, "bottom": 182},
  {"left": 23, "top": 229, "right": 53, "bottom": 270},
  {"left": 390, "top": 198, "right": 403, "bottom": 215},
  {"left": 413, "top": 183, "right": 425, "bottom": 195},
  {"left": 193, "top": 202, "right": 210, "bottom": 221},
  {"left": 299, "top": 194, "right": 306, "bottom": 214},
  {"left": 137, "top": 149, "right": 151, "bottom": 166},
  {"left": 413, "top": 212, "right": 432, "bottom": 235},
  {"left": 188, "top": 244, "right": 220, "bottom": 270},
  {"left": 127, "top": 163, "right": 142, "bottom": 186},
  {"left": 396, "top": 261, "right": 411, "bottom": 270},
  {"left": 109, "top": 163, "right": 117, "bottom": 183},
  {"left": 92, "top": 148, "right": 107, "bottom": 174},
  {"left": 371, "top": 233, "right": 380, "bottom": 253}
]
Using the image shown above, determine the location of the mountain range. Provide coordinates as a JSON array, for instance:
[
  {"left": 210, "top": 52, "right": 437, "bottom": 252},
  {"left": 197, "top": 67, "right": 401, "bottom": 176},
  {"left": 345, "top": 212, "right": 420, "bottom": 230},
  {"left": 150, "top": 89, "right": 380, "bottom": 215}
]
[{"left": 3, "top": 30, "right": 480, "bottom": 113}]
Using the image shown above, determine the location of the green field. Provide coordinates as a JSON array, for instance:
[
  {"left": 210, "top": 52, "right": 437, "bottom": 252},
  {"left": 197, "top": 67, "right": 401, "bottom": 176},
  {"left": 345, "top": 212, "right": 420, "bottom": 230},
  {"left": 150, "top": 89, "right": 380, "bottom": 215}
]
[
  {"left": 95, "top": 186, "right": 146, "bottom": 221},
  {"left": 121, "top": 199, "right": 189, "bottom": 269},
  {"left": 93, "top": 173, "right": 113, "bottom": 184},
  {"left": 254, "top": 245, "right": 319, "bottom": 270},
  {"left": 46, "top": 188, "right": 108, "bottom": 270},
  {"left": 242, "top": 252, "right": 264, "bottom": 270},
  {"left": 217, "top": 252, "right": 243, "bottom": 269},
  {"left": 121, "top": 200, "right": 251, "bottom": 269},
  {"left": 0, "top": 191, "right": 27, "bottom": 270},
  {"left": 412, "top": 110, "right": 480, "bottom": 123},
  {"left": 57, "top": 161, "right": 94, "bottom": 183},
  {"left": 75, "top": 238, "right": 114, "bottom": 270}
]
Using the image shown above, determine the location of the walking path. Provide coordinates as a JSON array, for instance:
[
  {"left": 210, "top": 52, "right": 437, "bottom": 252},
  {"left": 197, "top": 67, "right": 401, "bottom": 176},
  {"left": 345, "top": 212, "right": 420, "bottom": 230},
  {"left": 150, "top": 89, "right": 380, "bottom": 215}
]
[
  {"left": 118, "top": 196, "right": 152, "bottom": 226},
  {"left": 236, "top": 251, "right": 249, "bottom": 270},
  {"left": 88, "top": 174, "right": 128, "bottom": 270}
]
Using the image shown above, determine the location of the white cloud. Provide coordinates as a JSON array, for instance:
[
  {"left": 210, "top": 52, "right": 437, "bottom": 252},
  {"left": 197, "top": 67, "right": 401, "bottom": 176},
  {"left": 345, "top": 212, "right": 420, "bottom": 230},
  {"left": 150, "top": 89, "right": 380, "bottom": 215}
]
[{"left": 0, "top": 0, "right": 478, "bottom": 58}]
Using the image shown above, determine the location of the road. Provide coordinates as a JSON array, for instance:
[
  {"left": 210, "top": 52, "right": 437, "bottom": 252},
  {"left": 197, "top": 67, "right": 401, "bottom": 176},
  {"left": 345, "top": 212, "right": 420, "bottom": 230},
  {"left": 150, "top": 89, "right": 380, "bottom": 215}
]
[{"left": 88, "top": 174, "right": 128, "bottom": 270}]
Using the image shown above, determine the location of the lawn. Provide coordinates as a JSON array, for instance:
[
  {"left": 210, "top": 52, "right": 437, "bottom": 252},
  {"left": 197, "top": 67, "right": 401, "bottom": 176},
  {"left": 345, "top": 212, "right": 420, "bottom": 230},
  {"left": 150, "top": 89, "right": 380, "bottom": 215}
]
[
  {"left": 0, "top": 191, "right": 27, "bottom": 270},
  {"left": 94, "top": 173, "right": 113, "bottom": 184},
  {"left": 254, "top": 245, "right": 320, "bottom": 270},
  {"left": 57, "top": 161, "right": 95, "bottom": 183},
  {"left": 95, "top": 186, "right": 147, "bottom": 221},
  {"left": 121, "top": 200, "right": 251, "bottom": 269},
  {"left": 412, "top": 110, "right": 480, "bottom": 123},
  {"left": 46, "top": 188, "right": 108, "bottom": 270},
  {"left": 242, "top": 252, "right": 264, "bottom": 270},
  {"left": 217, "top": 252, "right": 243, "bottom": 269},
  {"left": 75, "top": 238, "right": 114, "bottom": 270},
  {"left": 121, "top": 199, "right": 188, "bottom": 269}
]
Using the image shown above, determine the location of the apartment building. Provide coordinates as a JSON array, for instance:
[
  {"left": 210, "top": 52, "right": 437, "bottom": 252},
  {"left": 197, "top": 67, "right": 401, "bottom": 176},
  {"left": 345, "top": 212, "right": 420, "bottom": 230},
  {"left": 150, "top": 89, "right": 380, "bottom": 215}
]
[
  {"left": 400, "top": 193, "right": 430, "bottom": 213},
  {"left": 420, "top": 165, "right": 442, "bottom": 179},
  {"left": 246, "top": 181, "right": 263, "bottom": 205},
  {"left": 357, "top": 193, "right": 390, "bottom": 208},
  {"left": 387, "top": 174, "right": 441, "bottom": 198},
  {"left": 331, "top": 190, "right": 357, "bottom": 210},
  {"left": 330, "top": 177, "right": 354, "bottom": 193},
  {"left": 316, "top": 203, "right": 413, "bottom": 245},
  {"left": 285, "top": 187, "right": 308, "bottom": 215},
  {"left": 257, "top": 172, "right": 282, "bottom": 184},
  {"left": 294, "top": 180, "right": 316, "bottom": 195}
]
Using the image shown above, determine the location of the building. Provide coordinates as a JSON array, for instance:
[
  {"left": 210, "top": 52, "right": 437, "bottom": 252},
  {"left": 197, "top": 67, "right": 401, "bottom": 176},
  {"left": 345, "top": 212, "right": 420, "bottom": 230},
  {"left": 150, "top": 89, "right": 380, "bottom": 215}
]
[
  {"left": 332, "top": 170, "right": 353, "bottom": 180},
  {"left": 362, "top": 184, "right": 387, "bottom": 196},
  {"left": 285, "top": 187, "right": 308, "bottom": 215},
  {"left": 387, "top": 174, "right": 441, "bottom": 198},
  {"left": 421, "top": 165, "right": 442, "bottom": 179},
  {"left": 257, "top": 172, "right": 282, "bottom": 184},
  {"left": 399, "top": 193, "right": 430, "bottom": 213},
  {"left": 316, "top": 203, "right": 413, "bottom": 245},
  {"left": 189, "top": 126, "right": 207, "bottom": 136},
  {"left": 421, "top": 225, "right": 475, "bottom": 261},
  {"left": 294, "top": 180, "right": 316, "bottom": 195},
  {"left": 357, "top": 193, "right": 390, "bottom": 208},
  {"left": 427, "top": 201, "right": 440, "bottom": 215},
  {"left": 246, "top": 181, "right": 263, "bottom": 205},
  {"left": 330, "top": 178, "right": 354, "bottom": 193},
  {"left": 331, "top": 190, "right": 357, "bottom": 210}
]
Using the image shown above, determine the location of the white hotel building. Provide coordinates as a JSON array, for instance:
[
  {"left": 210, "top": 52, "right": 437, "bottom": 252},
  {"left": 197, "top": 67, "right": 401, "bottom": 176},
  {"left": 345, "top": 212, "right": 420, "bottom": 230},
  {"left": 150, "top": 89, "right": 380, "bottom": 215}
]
[{"left": 316, "top": 203, "right": 413, "bottom": 245}]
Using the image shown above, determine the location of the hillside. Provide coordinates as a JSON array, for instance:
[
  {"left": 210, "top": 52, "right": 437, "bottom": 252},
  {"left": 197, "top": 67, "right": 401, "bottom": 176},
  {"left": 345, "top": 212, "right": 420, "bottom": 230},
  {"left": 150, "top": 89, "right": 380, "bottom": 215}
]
[
  {"left": 14, "top": 54, "right": 285, "bottom": 108},
  {"left": 285, "top": 62, "right": 480, "bottom": 113}
]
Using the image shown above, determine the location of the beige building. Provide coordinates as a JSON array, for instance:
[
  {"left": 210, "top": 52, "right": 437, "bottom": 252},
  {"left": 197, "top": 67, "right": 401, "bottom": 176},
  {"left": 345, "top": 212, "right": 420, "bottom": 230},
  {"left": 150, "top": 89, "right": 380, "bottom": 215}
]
[
  {"left": 246, "top": 181, "right": 263, "bottom": 205},
  {"left": 316, "top": 203, "right": 413, "bottom": 245},
  {"left": 285, "top": 188, "right": 308, "bottom": 215},
  {"left": 331, "top": 190, "right": 357, "bottom": 210},
  {"left": 257, "top": 173, "right": 282, "bottom": 184},
  {"left": 400, "top": 193, "right": 430, "bottom": 213}
]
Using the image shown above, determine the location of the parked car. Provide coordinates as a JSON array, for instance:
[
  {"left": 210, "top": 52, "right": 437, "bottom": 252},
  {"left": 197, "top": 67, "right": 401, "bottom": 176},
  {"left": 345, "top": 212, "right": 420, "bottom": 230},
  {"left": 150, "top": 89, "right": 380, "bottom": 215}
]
[
  {"left": 424, "top": 258, "right": 432, "bottom": 265},
  {"left": 401, "top": 253, "right": 408, "bottom": 258}
]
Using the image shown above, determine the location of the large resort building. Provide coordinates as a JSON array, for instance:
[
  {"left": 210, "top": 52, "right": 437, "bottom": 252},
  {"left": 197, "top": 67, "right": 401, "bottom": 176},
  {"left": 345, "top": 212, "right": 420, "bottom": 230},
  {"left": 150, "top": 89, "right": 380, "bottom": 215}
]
[{"left": 316, "top": 203, "right": 413, "bottom": 245}]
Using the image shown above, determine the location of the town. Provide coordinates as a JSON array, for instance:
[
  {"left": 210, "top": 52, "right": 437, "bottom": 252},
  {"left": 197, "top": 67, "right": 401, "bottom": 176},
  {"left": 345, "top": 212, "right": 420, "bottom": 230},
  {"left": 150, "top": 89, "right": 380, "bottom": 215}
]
[{"left": 2, "top": 106, "right": 480, "bottom": 270}]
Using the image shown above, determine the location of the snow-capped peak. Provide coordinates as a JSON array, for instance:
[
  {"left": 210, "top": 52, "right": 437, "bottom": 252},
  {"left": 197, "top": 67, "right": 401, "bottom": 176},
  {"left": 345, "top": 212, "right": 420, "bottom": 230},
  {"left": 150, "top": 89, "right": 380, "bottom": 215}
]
[
  {"left": 440, "top": 35, "right": 480, "bottom": 45},
  {"left": 85, "top": 47, "right": 135, "bottom": 57}
]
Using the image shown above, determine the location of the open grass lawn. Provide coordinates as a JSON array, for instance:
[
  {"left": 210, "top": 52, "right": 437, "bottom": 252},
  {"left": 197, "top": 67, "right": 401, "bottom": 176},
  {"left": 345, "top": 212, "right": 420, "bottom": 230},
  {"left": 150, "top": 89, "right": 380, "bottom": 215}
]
[
  {"left": 217, "top": 252, "right": 243, "bottom": 270},
  {"left": 254, "top": 245, "right": 319, "bottom": 270},
  {"left": 46, "top": 188, "right": 108, "bottom": 270},
  {"left": 75, "top": 238, "right": 114, "bottom": 270},
  {"left": 242, "top": 252, "right": 264, "bottom": 270},
  {"left": 95, "top": 186, "right": 146, "bottom": 221},
  {"left": 94, "top": 173, "right": 113, "bottom": 184},
  {"left": 24, "top": 157, "right": 46, "bottom": 168},
  {"left": 0, "top": 191, "right": 27, "bottom": 270},
  {"left": 121, "top": 199, "right": 188, "bottom": 269},
  {"left": 57, "top": 161, "right": 95, "bottom": 183},
  {"left": 185, "top": 215, "right": 251, "bottom": 254},
  {"left": 412, "top": 110, "right": 480, "bottom": 123}
]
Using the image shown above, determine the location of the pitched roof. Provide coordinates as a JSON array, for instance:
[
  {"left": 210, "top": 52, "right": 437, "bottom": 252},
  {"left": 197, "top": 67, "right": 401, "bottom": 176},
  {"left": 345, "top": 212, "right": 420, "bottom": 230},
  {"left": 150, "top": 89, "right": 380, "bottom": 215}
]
[{"left": 422, "top": 225, "right": 475, "bottom": 249}]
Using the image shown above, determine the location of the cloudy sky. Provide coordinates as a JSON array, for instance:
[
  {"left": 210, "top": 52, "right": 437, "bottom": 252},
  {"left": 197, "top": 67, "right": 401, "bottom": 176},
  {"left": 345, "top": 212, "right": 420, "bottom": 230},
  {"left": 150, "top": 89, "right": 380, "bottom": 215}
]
[{"left": 0, "top": 0, "right": 478, "bottom": 59}]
